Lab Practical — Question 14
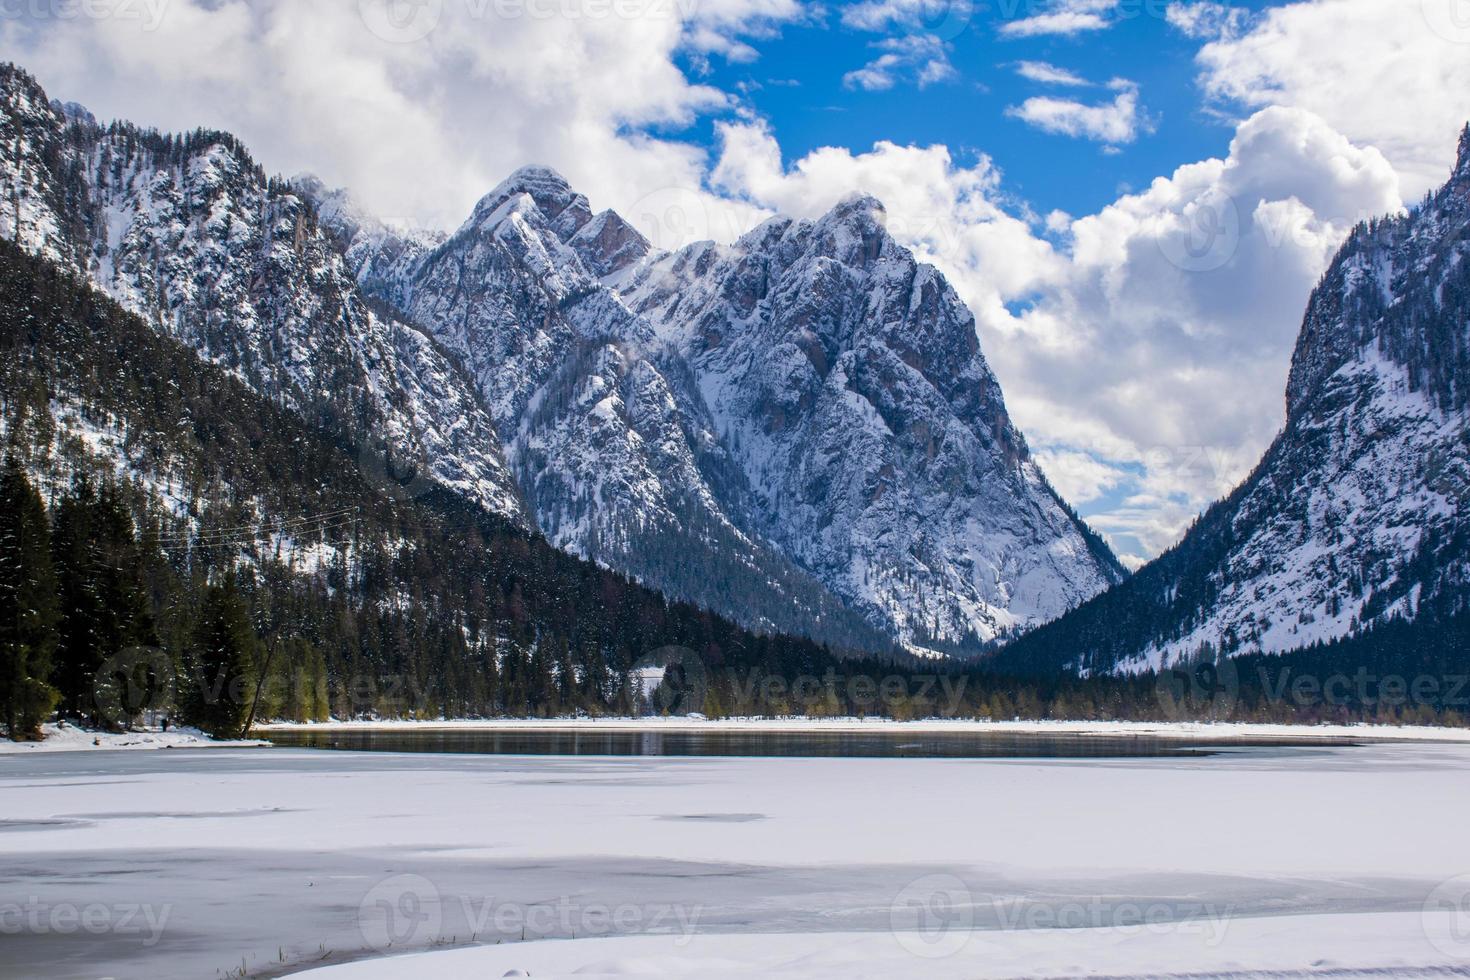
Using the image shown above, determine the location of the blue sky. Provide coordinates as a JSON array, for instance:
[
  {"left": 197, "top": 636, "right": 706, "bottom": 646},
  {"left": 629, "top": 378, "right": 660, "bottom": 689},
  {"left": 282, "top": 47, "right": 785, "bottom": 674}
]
[
  {"left": 688, "top": 1, "right": 1279, "bottom": 220},
  {"left": 7, "top": 0, "right": 1469, "bottom": 564}
]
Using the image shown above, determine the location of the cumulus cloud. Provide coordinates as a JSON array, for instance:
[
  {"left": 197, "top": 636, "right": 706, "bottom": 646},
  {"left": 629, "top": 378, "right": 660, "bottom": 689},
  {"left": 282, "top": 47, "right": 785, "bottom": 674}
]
[
  {"left": 843, "top": 34, "right": 957, "bottom": 91},
  {"left": 1013, "top": 61, "right": 1092, "bottom": 87},
  {"left": 997, "top": 0, "right": 1116, "bottom": 38},
  {"left": 711, "top": 106, "right": 1403, "bottom": 560},
  {"left": 1006, "top": 107, "right": 1401, "bottom": 556},
  {"left": 1187, "top": 0, "right": 1470, "bottom": 198},
  {"left": 0, "top": 0, "right": 798, "bottom": 229},
  {"left": 1006, "top": 79, "right": 1147, "bottom": 144},
  {"left": 1, "top": 0, "right": 1438, "bottom": 565}
]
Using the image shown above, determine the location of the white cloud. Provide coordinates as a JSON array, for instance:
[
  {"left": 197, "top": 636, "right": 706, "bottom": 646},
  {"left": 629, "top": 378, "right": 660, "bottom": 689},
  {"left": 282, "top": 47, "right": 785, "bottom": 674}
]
[
  {"left": 0, "top": 0, "right": 799, "bottom": 230},
  {"left": 844, "top": 34, "right": 956, "bottom": 91},
  {"left": 1187, "top": 0, "right": 1470, "bottom": 199},
  {"left": 1164, "top": 1, "right": 1251, "bottom": 40},
  {"left": 1002, "top": 107, "right": 1402, "bottom": 557},
  {"left": 3, "top": 0, "right": 1441, "bottom": 567},
  {"left": 1013, "top": 60, "right": 1091, "bottom": 86},
  {"left": 1006, "top": 80, "right": 1146, "bottom": 144},
  {"left": 711, "top": 105, "right": 1405, "bottom": 562},
  {"left": 1033, "top": 449, "right": 1124, "bottom": 504},
  {"left": 841, "top": 0, "right": 975, "bottom": 34},
  {"left": 998, "top": 0, "right": 1116, "bottom": 38}
]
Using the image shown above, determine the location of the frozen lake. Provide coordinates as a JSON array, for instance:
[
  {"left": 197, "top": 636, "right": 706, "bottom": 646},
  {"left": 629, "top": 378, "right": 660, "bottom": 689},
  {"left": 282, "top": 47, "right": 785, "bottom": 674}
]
[{"left": 5, "top": 740, "right": 1470, "bottom": 978}]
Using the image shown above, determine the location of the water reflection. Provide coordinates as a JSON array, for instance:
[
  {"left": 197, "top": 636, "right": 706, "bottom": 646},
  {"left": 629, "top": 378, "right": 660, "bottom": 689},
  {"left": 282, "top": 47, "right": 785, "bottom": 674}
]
[{"left": 265, "top": 727, "right": 1361, "bottom": 759}]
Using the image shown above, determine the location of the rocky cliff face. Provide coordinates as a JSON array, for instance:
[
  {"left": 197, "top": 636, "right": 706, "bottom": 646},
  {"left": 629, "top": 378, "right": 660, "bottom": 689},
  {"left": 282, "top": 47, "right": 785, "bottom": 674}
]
[
  {"left": 2, "top": 64, "right": 1124, "bottom": 653},
  {"left": 0, "top": 65, "right": 524, "bottom": 521},
  {"left": 993, "top": 127, "right": 1470, "bottom": 675},
  {"left": 331, "top": 169, "right": 1123, "bottom": 652},
  {"left": 618, "top": 196, "right": 1125, "bottom": 649}
]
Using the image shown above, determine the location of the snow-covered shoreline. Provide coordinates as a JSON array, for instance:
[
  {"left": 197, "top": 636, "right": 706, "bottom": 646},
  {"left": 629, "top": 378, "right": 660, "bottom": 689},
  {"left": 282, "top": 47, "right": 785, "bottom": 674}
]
[
  {"left": 292, "top": 912, "right": 1470, "bottom": 979},
  {"left": 0, "top": 720, "right": 269, "bottom": 754},
  {"left": 255, "top": 715, "right": 1470, "bottom": 743}
]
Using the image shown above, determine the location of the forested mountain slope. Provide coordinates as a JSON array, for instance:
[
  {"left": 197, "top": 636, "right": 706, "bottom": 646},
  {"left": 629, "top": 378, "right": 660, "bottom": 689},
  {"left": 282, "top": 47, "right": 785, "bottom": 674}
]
[{"left": 992, "top": 128, "right": 1470, "bottom": 676}]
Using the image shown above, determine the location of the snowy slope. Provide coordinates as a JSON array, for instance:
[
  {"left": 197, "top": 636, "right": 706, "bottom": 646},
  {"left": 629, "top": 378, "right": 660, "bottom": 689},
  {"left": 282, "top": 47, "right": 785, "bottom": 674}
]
[
  {"left": 323, "top": 173, "right": 1124, "bottom": 652},
  {"left": 317, "top": 166, "right": 893, "bottom": 650},
  {"left": 1, "top": 62, "right": 1122, "bottom": 652},
  {"left": 0, "top": 66, "right": 524, "bottom": 521},
  {"left": 619, "top": 195, "right": 1126, "bottom": 649},
  {"left": 994, "top": 126, "right": 1470, "bottom": 675}
]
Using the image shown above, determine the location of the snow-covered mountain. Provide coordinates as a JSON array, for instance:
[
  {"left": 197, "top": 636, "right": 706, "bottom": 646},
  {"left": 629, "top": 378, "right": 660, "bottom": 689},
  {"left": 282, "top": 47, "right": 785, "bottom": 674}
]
[
  {"left": 0, "top": 65, "right": 524, "bottom": 522},
  {"left": 1, "top": 64, "right": 1123, "bottom": 652},
  {"left": 618, "top": 196, "right": 1125, "bottom": 648},
  {"left": 325, "top": 167, "right": 1125, "bottom": 652},
  {"left": 993, "top": 126, "right": 1470, "bottom": 675}
]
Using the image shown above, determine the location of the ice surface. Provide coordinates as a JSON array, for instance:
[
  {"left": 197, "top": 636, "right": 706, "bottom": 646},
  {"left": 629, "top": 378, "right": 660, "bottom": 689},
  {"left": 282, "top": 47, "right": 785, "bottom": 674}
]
[{"left": 5, "top": 742, "right": 1470, "bottom": 978}]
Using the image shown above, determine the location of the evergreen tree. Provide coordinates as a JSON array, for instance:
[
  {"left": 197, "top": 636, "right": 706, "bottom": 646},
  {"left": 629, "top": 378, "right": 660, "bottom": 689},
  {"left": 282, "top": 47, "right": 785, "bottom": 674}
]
[
  {"left": 181, "top": 575, "right": 259, "bottom": 736},
  {"left": 49, "top": 476, "right": 155, "bottom": 724},
  {"left": 0, "top": 455, "right": 60, "bottom": 739}
]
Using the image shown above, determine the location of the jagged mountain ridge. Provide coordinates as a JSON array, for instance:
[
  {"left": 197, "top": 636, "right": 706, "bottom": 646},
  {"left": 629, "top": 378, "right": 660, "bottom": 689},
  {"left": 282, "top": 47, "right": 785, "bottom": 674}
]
[
  {"left": 319, "top": 165, "right": 898, "bottom": 652},
  {"left": 991, "top": 127, "right": 1470, "bottom": 676},
  {"left": 326, "top": 167, "right": 1125, "bottom": 651},
  {"left": 0, "top": 65, "right": 889, "bottom": 651},
  {"left": 619, "top": 196, "right": 1126, "bottom": 646},
  {"left": 1, "top": 63, "right": 1123, "bottom": 653},
  {"left": 0, "top": 65, "right": 524, "bottom": 522}
]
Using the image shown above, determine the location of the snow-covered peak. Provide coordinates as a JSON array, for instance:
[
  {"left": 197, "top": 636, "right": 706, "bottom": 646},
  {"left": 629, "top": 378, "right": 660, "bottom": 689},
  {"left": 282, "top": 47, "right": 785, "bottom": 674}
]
[
  {"left": 51, "top": 99, "right": 95, "bottom": 128},
  {"left": 470, "top": 164, "right": 593, "bottom": 240}
]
